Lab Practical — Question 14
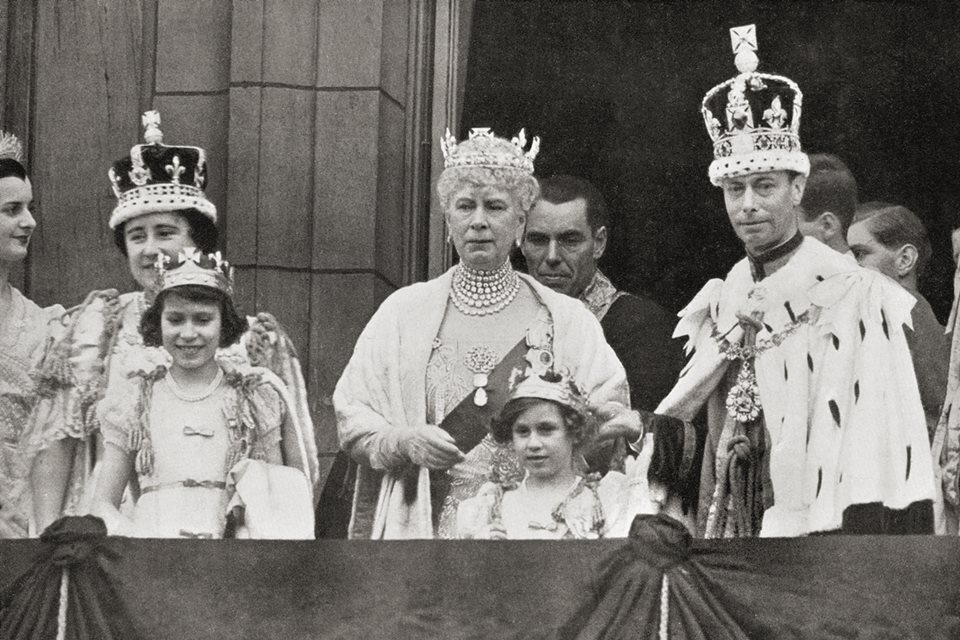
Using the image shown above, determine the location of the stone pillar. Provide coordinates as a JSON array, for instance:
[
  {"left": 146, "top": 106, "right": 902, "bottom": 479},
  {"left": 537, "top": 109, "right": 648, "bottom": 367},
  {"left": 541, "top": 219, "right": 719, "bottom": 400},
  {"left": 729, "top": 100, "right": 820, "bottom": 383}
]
[
  {"left": 11, "top": 0, "right": 431, "bottom": 493},
  {"left": 24, "top": 0, "right": 146, "bottom": 305},
  {"left": 221, "top": 0, "right": 427, "bottom": 487}
]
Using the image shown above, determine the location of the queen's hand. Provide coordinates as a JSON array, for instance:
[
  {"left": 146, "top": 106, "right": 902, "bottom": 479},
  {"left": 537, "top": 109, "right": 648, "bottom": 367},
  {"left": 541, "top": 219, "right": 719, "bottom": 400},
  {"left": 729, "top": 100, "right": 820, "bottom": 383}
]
[{"left": 398, "top": 424, "right": 466, "bottom": 470}]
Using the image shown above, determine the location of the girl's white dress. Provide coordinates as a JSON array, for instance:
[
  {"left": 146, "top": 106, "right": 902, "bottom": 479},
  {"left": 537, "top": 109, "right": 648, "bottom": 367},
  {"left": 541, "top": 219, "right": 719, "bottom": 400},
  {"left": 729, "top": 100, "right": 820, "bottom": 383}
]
[
  {"left": 20, "top": 290, "right": 318, "bottom": 524},
  {"left": 99, "top": 366, "right": 283, "bottom": 538}
]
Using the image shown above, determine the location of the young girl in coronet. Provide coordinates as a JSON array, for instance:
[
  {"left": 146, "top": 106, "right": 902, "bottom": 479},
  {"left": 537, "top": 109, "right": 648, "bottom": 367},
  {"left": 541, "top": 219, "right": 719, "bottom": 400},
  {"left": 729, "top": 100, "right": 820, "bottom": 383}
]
[
  {"left": 456, "top": 368, "right": 630, "bottom": 539},
  {"left": 92, "top": 250, "right": 311, "bottom": 539}
]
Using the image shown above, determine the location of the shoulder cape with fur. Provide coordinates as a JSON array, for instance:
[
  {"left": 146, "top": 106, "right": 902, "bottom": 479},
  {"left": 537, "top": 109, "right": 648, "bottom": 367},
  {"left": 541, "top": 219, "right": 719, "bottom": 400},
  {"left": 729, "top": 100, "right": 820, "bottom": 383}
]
[{"left": 655, "top": 238, "right": 935, "bottom": 536}]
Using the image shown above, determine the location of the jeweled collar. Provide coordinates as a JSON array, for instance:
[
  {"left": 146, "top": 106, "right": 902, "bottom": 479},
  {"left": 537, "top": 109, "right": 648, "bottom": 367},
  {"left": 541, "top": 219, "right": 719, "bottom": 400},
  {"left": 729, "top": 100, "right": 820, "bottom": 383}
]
[
  {"left": 746, "top": 231, "right": 804, "bottom": 281},
  {"left": 579, "top": 270, "right": 624, "bottom": 321},
  {"left": 450, "top": 260, "right": 521, "bottom": 316}
]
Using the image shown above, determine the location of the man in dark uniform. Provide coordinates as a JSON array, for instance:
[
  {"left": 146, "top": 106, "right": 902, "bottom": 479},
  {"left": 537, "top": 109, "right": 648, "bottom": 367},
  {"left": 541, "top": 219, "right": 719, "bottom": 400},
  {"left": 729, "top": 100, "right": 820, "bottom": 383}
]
[{"left": 521, "top": 175, "right": 685, "bottom": 413}]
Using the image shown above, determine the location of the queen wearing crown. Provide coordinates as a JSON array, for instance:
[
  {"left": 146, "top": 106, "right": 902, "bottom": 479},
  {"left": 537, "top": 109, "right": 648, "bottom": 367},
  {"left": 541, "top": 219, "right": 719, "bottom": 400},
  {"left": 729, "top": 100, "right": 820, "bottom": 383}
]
[
  {"left": 333, "top": 127, "right": 628, "bottom": 539},
  {"left": 22, "top": 112, "right": 318, "bottom": 534},
  {"left": 0, "top": 131, "right": 64, "bottom": 537}
]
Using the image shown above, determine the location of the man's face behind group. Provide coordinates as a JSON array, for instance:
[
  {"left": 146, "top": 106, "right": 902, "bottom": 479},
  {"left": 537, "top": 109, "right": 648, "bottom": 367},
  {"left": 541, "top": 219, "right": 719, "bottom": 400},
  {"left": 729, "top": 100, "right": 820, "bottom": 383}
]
[
  {"left": 721, "top": 170, "right": 805, "bottom": 255},
  {"left": 522, "top": 198, "right": 606, "bottom": 297}
]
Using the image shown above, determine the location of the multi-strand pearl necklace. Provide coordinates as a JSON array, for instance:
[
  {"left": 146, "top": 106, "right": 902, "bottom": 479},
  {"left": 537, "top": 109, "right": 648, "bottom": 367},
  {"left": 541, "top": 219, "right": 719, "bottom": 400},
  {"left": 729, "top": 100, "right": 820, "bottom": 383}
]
[{"left": 450, "top": 261, "right": 520, "bottom": 316}]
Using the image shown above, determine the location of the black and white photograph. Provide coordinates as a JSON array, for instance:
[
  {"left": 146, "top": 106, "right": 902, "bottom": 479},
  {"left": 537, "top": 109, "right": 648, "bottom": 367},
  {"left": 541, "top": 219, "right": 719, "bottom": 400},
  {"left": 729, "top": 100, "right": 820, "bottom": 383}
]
[{"left": 1, "top": 1, "right": 960, "bottom": 638}]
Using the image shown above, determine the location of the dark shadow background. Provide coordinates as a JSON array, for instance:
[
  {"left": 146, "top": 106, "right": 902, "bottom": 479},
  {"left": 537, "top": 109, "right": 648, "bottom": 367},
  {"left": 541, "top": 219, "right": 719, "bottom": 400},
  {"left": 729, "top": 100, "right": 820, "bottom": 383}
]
[{"left": 462, "top": 0, "right": 960, "bottom": 321}]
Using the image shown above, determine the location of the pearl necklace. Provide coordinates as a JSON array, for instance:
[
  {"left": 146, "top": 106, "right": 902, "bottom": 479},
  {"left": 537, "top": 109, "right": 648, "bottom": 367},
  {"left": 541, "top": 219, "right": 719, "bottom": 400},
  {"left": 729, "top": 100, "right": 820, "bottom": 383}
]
[
  {"left": 166, "top": 368, "right": 224, "bottom": 402},
  {"left": 450, "top": 261, "right": 520, "bottom": 316}
]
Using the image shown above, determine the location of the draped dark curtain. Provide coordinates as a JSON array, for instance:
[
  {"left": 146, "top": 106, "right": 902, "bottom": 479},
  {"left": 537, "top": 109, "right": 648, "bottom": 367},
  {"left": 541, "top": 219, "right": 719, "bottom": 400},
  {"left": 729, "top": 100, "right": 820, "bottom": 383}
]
[
  {"left": 0, "top": 517, "right": 141, "bottom": 640},
  {"left": 2, "top": 516, "right": 959, "bottom": 639}
]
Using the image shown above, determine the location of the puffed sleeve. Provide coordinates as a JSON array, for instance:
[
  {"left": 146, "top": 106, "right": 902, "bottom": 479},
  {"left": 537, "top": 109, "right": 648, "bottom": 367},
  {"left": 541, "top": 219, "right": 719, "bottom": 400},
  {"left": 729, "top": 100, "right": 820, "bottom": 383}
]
[
  {"left": 21, "top": 290, "right": 124, "bottom": 457},
  {"left": 41, "top": 302, "right": 66, "bottom": 326},
  {"left": 97, "top": 378, "right": 141, "bottom": 454}
]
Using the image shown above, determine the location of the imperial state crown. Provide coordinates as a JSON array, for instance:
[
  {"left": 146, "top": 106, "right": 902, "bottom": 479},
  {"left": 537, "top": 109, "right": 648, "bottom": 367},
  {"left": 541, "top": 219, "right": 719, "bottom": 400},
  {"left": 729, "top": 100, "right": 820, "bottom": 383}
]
[{"left": 701, "top": 24, "right": 809, "bottom": 185}]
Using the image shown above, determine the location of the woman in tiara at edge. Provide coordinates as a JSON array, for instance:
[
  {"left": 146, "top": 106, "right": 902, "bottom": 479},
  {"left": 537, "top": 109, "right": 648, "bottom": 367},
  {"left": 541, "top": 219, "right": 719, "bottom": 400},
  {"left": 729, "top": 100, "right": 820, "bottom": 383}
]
[
  {"left": 92, "top": 251, "right": 312, "bottom": 538},
  {"left": 0, "top": 130, "right": 65, "bottom": 537},
  {"left": 456, "top": 368, "right": 632, "bottom": 540},
  {"left": 22, "top": 111, "right": 318, "bottom": 534},
  {"left": 333, "top": 127, "right": 628, "bottom": 539}
]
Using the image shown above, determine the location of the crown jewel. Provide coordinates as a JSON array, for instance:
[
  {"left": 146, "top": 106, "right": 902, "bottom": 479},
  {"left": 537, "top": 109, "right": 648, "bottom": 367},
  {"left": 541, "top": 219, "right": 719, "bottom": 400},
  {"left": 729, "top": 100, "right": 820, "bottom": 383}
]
[
  {"left": 0, "top": 130, "right": 24, "bottom": 163},
  {"left": 701, "top": 24, "right": 808, "bottom": 185},
  {"left": 440, "top": 127, "right": 540, "bottom": 174},
  {"left": 155, "top": 249, "right": 234, "bottom": 296},
  {"left": 107, "top": 110, "right": 216, "bottom": 229}
]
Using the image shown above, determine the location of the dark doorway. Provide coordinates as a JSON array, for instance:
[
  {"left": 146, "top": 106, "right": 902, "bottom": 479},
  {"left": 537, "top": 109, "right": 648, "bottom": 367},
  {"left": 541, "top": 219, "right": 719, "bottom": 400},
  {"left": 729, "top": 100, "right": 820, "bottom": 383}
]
[{"left": 462, "top": 1, "right": 960, "bottom": 320}]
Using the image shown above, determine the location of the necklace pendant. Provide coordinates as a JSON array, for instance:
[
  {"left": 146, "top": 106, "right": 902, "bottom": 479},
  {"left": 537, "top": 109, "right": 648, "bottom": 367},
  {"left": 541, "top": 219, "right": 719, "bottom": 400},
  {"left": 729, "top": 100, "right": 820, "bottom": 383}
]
[
  {"left": 474, "top": 387, "right": 488, "bottom": 407},
  {"left": 465, "top": 345, "right": 498, "bottom": 407}
]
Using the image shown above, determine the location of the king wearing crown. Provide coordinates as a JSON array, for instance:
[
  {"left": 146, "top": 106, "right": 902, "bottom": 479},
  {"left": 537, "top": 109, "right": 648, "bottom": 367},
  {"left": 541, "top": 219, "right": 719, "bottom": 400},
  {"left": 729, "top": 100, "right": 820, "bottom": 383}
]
[{"left": 601, "top": 25, "right": 936, "bottom": 538}]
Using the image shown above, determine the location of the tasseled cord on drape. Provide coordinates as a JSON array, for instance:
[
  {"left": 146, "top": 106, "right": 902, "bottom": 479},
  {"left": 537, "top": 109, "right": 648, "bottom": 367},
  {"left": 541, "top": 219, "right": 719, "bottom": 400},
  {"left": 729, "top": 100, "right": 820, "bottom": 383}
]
[
  {"left": 540, "top": 514, "right": 755, "bottom": 640},
  {"left": 659, "top": 574, "right": 670, "bottom": 640},
  {"left": 0, "top": 515, "right": 142, "bottom": 640},
  {"left": 56, "top": 569, "right": 68, "bottom": 640}
]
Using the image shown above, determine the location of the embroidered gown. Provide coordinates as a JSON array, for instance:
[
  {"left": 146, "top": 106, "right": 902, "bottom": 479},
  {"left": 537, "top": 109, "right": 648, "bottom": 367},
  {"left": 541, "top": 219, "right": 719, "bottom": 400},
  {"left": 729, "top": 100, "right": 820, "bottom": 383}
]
[
  {"left": 20, "top": 290, "right": 317, "bottom": 523},
  {"left": 98, "top": 367, "right": 283, "bottom": 538},
  {"left": 0, "top": 285, "right": 63, "bottom": 537}
]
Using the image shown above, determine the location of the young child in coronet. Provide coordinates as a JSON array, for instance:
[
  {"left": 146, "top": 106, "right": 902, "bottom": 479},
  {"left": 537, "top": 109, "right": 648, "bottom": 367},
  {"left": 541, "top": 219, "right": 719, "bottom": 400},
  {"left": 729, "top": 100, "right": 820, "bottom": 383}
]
[
  {"left": 456, "top": 368, "right": 630, "bottom": 539},
  {"left": 91, "top": 250, "right": 312, "bottom": 539}
]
